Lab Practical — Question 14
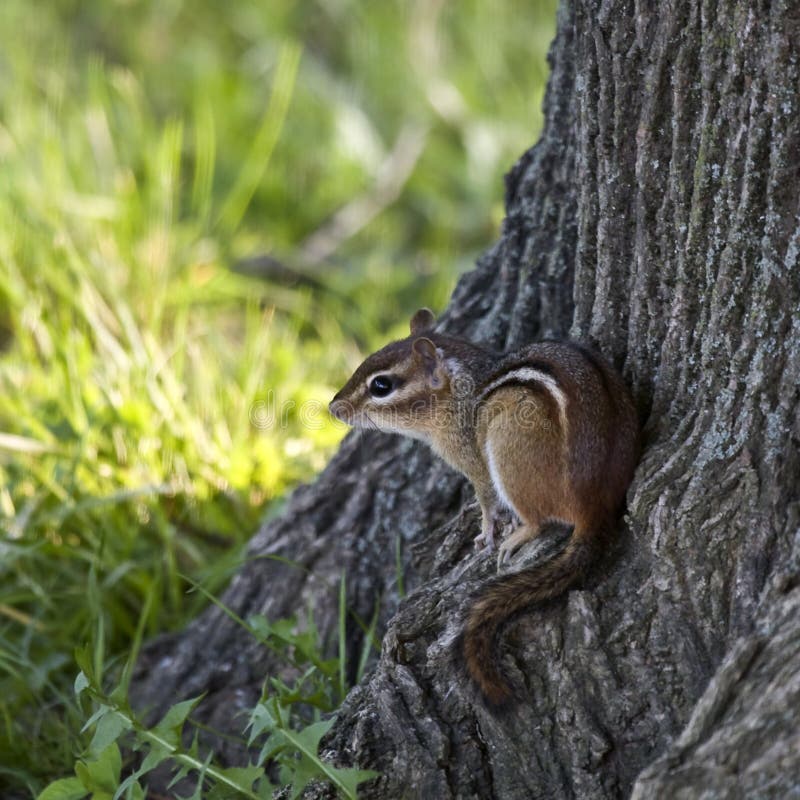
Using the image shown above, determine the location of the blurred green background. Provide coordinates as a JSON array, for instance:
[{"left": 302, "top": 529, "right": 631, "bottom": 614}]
[{"left": 0, "top": 0, "right": 555, "bottom": 792}]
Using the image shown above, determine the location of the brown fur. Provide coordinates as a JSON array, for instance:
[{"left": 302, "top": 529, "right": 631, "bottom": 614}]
[
  {"left": 464, "top": 344, "right": 639, "bottom": 707},
  {"left": 330, "top": 311, "right": 640, "bottom": 708},
  {"left": 462, "top": 528, "right": 606, "bottom": 707}
]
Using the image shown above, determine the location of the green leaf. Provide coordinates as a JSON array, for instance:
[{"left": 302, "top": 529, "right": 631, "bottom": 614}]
[
  {"left": 74, "top": 670, "right": 90, "bottom": 698},
  {"left": 112, "top": 774, "right": 147, "bottom": 800},
  {"left": 156, "top": 695, "right": 203, "bottom": 730},
  {"left": 246, "top": 614, "right": 272, "bottom": 641},
  {"left": 89, "top": 711, "right": 131, "bottom": 756},
  {"left": 167, "top": 744, "right": 210, "bottom": 791},
  {"left": 264, "top": 616, "right": 297, "bottom": 643},
  {"left": 206, "top": 766, "right": 265, "bottom": 800},
  {"left": 139, "top": 741, "right": 172, "bottom": 773},
  {"left": 276, "top": 719, "right": 379, "bottom": 800},
  {"left": 285, "top": 719, "right": 334, "bottom": 756},
  {"left": 247, "top": 702, "right": 278, "bottom": 744},
  {"left": 254, "top": 776, "right": 276, "bottom": 800},
  {"left": 126, "top": 782, "right": 146, "bottom": 800},
  {"left": 74, "top": 647, "right": 95, "bottom": 685},
  {"left": 113, "top": 774, "right": 144, "bottom": 800},
  {"left": 257, "top": 731, "right": 288, "bottom": 766},
  {"left": 81, "top": 704, "right": 111, "bottom": 734},
  {"left": 284, "top": 757, "right": 318, "bottom": 800},
  {"left": 75, "top": 742, "right": 122, "bottom": 795},
  {"left": 152, "top": 695, "right": 203, "bottom": 747},
  {"left": 36, "top": 777, "right": 88, "bottom": 800},
  {"left": 327, "top": 767, "right": 380, "bottom": 799}
]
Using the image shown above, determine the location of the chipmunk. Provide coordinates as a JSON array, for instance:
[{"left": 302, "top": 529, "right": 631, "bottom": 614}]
[{"left": 329, "top": 308, "right": 639, "bottom": 707}]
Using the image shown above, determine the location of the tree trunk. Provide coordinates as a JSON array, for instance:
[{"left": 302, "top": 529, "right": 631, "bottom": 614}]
[{"left": 132, "top": 0, "right": 800, "bottom": 797}]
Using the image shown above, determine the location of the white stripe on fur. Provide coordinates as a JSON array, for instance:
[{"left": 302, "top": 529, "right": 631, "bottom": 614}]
[{"left": 479, "top": 367, "right": 567, "bottom": 412}]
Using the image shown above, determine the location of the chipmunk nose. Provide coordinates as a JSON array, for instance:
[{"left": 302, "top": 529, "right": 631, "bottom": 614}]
[{"left": 328, "top": 397, "right": 349, "bottom": 422}]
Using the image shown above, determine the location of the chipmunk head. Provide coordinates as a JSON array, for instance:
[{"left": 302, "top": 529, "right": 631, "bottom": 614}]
[{"left": 329, "top": 308, "right": 454, "bottom": 439}]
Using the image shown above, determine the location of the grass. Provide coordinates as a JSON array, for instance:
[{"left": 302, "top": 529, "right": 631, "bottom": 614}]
[{"left": 0, "top": 0, "right": 556, "bottom": 795}]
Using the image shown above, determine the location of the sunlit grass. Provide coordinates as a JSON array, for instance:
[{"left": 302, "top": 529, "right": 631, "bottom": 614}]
[
  {"left": 0, "top": 44, "right": 343, "bottom": 788},
  {"left": 0, "top": 0, "right": 556, "bottom": 792}
]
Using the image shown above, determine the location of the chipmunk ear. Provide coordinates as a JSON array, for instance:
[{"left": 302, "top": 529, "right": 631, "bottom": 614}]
[
  {"left": 412, "top": 336, "right": 443, "bottom": 386},
  {"left": 409, "top": 308, "right": 436, "bottom": 336}
]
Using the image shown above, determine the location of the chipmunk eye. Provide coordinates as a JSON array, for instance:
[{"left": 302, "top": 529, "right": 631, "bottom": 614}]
[{"left": 368, "top": 375, "right": 394, "bottom": 398}]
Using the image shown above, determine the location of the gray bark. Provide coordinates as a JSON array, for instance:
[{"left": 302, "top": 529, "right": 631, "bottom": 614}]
[{"left": 132, "top": 0, "right": 800, "bottom": 797}]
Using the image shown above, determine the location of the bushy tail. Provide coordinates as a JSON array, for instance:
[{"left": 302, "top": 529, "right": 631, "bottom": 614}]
[{"left": 463, "top": 527, "right": 603, "bottom": 708}]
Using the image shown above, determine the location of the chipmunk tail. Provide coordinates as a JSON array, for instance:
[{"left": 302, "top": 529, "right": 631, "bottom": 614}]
[{"left": 462, "top": 524, "right": 605, "bottom": 709}]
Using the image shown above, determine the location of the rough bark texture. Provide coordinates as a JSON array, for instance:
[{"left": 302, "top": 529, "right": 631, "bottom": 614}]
[{"left": 132, "top": 0, "right": 800, "bottom": 797}]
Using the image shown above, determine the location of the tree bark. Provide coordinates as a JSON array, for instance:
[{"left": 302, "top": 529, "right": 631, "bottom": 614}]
[{"left": 132, "top": 0, "right": 800, "bottom": 797}]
